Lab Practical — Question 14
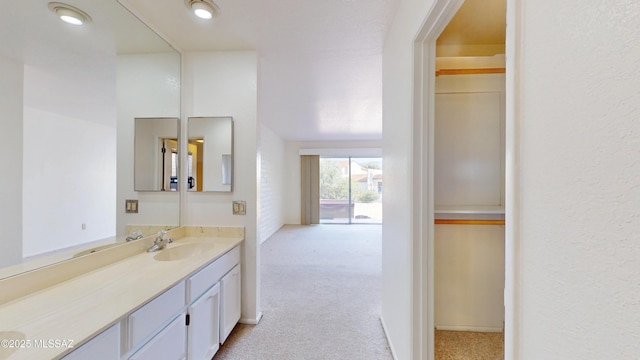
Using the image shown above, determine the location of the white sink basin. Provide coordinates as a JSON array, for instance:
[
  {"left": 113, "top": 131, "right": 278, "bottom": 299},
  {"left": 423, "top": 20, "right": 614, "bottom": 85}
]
[{"left": 153, "top": 243, "right": 215, "bottom": 261}]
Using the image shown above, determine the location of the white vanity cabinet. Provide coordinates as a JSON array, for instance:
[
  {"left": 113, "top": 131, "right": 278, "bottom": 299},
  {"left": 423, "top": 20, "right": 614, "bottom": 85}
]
[
  {"left": 127, "top": 282, "right": 186, "bottom": 350},
  {"left": 220, "top": 264, "right": 241, "bottom": 344},
  {"left": 62, "top": 323, "right": 120, "bottom": 360},
  {"left": 187, "top": 283, "right": 220, "bottom": 360},
  {"left": 62, "top": 244, "right": 241, "bottom": 360},
  {"left": 129, "top": 315, "right": 187, "bottom": 360},
  {"left": 185, "top": 246, "right": 240, "bottom": 358}
]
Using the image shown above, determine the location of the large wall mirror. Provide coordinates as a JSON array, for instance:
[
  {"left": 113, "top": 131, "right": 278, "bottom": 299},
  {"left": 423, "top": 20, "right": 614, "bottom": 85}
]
[
  {"left": 134, "top": 118, "right": 180, "bottom": 192},
  {"left": 0, "top": 0, "right": 181, "bottom": 277},
  {"left": 187, "top": 117, "right": 234, "bottom": 192}
]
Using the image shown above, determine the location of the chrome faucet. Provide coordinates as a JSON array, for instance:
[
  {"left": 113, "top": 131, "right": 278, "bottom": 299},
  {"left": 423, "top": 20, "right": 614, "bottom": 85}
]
[
  {"left": 147, "top": 231, "right": 173, "bottom": 252},
  {"left": 126, "top": 230, "right": 143, "bottom": 242}
]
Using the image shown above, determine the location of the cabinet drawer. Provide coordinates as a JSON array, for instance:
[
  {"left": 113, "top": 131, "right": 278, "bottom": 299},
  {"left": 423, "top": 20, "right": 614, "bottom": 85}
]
[
  {"left": 186, "top": 246, "right": 239, "bottom": 303},
  {"left": 62, "top": 323, "right": 120, "bottom": 360},
  {"left": 128, "top": 281, "right": 185, "bottom": 349},
  {"left": 129, "top": 314, "right": 186, "bottom": 360}
]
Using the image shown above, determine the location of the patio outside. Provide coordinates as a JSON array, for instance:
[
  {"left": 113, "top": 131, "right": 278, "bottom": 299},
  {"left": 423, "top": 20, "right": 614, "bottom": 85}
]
[{"left": 319, "top": 157, "right": 382, "bottom": 224}]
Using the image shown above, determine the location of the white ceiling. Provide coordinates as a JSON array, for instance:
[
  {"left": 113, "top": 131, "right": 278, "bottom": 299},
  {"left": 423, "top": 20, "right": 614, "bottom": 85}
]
[
  {"left": 122, "top": 0, "right": 505, "bottom": 141},
  {"left": 2, "top": 0, "right": 504, "bottom": 140},
  {"left": 123, "top": 0, "right": 402, "bottom": 141}
]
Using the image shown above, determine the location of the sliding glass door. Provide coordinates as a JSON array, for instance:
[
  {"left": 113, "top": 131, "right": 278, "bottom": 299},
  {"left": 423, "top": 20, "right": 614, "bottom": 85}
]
[
  {"left": 319, "top": 157, "right": 382, "bottom": 224},
  {"left": 350, "top": 157, "right": 382, "bottom": 224}
]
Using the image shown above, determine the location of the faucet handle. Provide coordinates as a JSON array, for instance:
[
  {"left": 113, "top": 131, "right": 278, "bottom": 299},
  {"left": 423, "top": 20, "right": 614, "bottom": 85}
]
[{"left": 154, "top": 231, "right": 173, "bottom": 245}]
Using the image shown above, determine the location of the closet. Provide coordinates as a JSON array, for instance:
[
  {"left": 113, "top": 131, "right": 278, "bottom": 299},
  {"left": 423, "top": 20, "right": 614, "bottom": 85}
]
[{"left": 434, "top": 57, "right": 505, "bottom": 332}]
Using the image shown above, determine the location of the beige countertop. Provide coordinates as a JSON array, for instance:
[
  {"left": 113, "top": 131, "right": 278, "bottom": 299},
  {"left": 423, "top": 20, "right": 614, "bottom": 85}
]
[{"left": 0, "top": 235, "right": 243, "bottom": 360}]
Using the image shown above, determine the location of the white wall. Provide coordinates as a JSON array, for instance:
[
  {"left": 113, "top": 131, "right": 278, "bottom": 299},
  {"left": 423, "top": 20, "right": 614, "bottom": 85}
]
[
  {"left": 183, "top": 51, "right": 261, "bottom": 323},
  {"left": 283, "top": 140, "right": 382, "bottom": 225},
  {"left": 259, "top": 124, "right": 285, "bottom": 243},
  {"left": 383, "top": 0, "right": 640, "bottom": 358},
  {"left": 514, "top": 1, "right": 640, "bottom": 358},
  {"left": 435, "top": 73, "right": 505, "bottom": 210},
  {"left": 22, "top": 107, "right": 116, "bottom": 257},
  {"left": 435, "top": 224, "right": 504, "bottom": 331},
  {"left": 381, "top": 0, "right": 435, "bottom": 358},
  {"left": 0, "top": 55, "right": 23, "bottom": 267},
  {"left": 117, "top": 53, "right": 181, "bottom": 236}
]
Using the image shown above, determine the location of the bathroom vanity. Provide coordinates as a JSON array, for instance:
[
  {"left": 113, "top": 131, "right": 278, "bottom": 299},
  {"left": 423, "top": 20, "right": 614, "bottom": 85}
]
[{"left": 0, "top": 227, "right": 243, "bottom": 360}]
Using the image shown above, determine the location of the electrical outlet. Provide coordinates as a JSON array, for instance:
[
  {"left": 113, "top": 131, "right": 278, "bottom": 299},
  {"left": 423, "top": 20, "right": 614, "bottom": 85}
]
[
  {"left": 233, "top": 201, "right": 246, "bottom": 215},
  {"left": 126, "top": 199, "right": 139, "bottom": 213},
  {"left": 81, "top": 223, "right": 86, "bottom": 230}
]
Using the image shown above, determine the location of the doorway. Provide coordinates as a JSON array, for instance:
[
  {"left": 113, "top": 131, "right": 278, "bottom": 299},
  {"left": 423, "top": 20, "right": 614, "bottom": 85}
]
[{"left": 411, "top": 0, "right": 516, "bottom": 359}]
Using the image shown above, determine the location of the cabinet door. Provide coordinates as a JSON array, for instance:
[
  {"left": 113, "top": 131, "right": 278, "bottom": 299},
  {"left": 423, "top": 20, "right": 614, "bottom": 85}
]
[
  {"left": 187, "top": 283, "right": 220, "bottom": 360},
  {"left": 62, "top": 323, "right": 120, "bottom": 360},
  {"left": 220, "top": 264, "right": 241, "bottom": 344},
  {"left": 129, "top": 315, "right": 186, "bottom": 360}
]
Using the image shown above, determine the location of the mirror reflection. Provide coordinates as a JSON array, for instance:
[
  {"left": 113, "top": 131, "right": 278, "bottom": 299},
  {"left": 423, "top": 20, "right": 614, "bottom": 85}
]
[
  {"left": 0, "top": 0, "right": 181, "bottom": 277},
  {"left": 134, "top": 118, "right": 179, "bottom": 192},
  {"left": 187, "top": 117, "right": 234, "bottom": 192}
]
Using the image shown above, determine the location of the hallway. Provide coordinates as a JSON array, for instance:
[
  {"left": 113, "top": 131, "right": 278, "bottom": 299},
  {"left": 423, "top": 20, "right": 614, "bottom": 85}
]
[{"left": 214, "top": 225, "right": 392, "bottom": 359}]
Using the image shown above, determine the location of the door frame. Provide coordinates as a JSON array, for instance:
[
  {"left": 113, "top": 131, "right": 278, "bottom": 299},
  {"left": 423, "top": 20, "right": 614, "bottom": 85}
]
[{"left": 411, "top": 0, "right": 521, "bottom": 359}]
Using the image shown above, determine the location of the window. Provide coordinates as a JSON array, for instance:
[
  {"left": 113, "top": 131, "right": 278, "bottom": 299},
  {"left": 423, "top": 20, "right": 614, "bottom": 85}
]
[{"left": 319, "top": 157, "right": 382, "bottom": 224}]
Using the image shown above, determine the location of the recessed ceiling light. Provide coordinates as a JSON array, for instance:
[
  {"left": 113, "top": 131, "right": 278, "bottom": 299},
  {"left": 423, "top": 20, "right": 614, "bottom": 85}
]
[
  {"left": 48, "top": 2, "right": 92, "bottom": 25},
  {"left": 185, "top": 0, "right": 219, "bottom": 20}
]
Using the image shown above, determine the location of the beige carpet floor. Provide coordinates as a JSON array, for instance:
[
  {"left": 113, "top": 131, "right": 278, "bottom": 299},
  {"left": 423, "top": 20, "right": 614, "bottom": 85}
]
[
  {"left": 435, "top": 330, "right": 504, "bottom": 360},
  {"left": 213, "top": 224, "right": 392, "bottom": 360}
]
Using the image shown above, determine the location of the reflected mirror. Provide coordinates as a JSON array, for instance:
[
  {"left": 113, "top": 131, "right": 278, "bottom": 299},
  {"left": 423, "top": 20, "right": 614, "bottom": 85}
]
[
  {"left": 187, "top": 117, "right": 234, "bottom": 192},
  {"left": 0, "top": 0, "right": 181, "bottom": 277},
  {"left": 134, "top": 118, "right": 180, "bottom": 192}
]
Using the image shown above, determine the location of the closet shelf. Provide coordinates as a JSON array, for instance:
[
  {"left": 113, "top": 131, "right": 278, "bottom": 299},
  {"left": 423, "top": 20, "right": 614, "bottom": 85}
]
[
  {"left": 435, "top": 206, "right": 505, "bottom": 223},
  {"left": 435, "top": 219, "right": 505, "bottom": 225}
]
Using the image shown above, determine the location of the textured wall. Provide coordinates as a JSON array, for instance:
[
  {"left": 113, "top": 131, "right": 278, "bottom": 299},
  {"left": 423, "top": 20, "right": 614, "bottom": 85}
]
[
  {"left": 516, "top": 0, "right": 640, "bottom": 358},
  {"left": 259, "top": 124, "right": 286, "bottom": 243}
]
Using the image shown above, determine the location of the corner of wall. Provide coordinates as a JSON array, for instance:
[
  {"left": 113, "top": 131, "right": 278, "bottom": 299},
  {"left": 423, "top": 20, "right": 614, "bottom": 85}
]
[{"left": 0, "top": 55, "right": 24, "bottom": 266}]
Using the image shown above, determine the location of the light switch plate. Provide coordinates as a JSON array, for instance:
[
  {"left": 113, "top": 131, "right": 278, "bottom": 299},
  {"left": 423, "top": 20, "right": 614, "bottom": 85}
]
[
  {"left": 125, "top": 199, "right": 138, "bottom": 213},
  {"left": 233, "top": 201, "right": 246, "bottom": 215}
]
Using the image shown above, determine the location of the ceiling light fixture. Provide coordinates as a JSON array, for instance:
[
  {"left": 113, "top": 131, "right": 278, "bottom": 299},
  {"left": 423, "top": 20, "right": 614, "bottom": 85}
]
[
  {"left": 48, "top": 2, "right": 92, "bottom": 25},
  {"left": 185, "top": 0, "right": 219, "bottom": 20}
]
